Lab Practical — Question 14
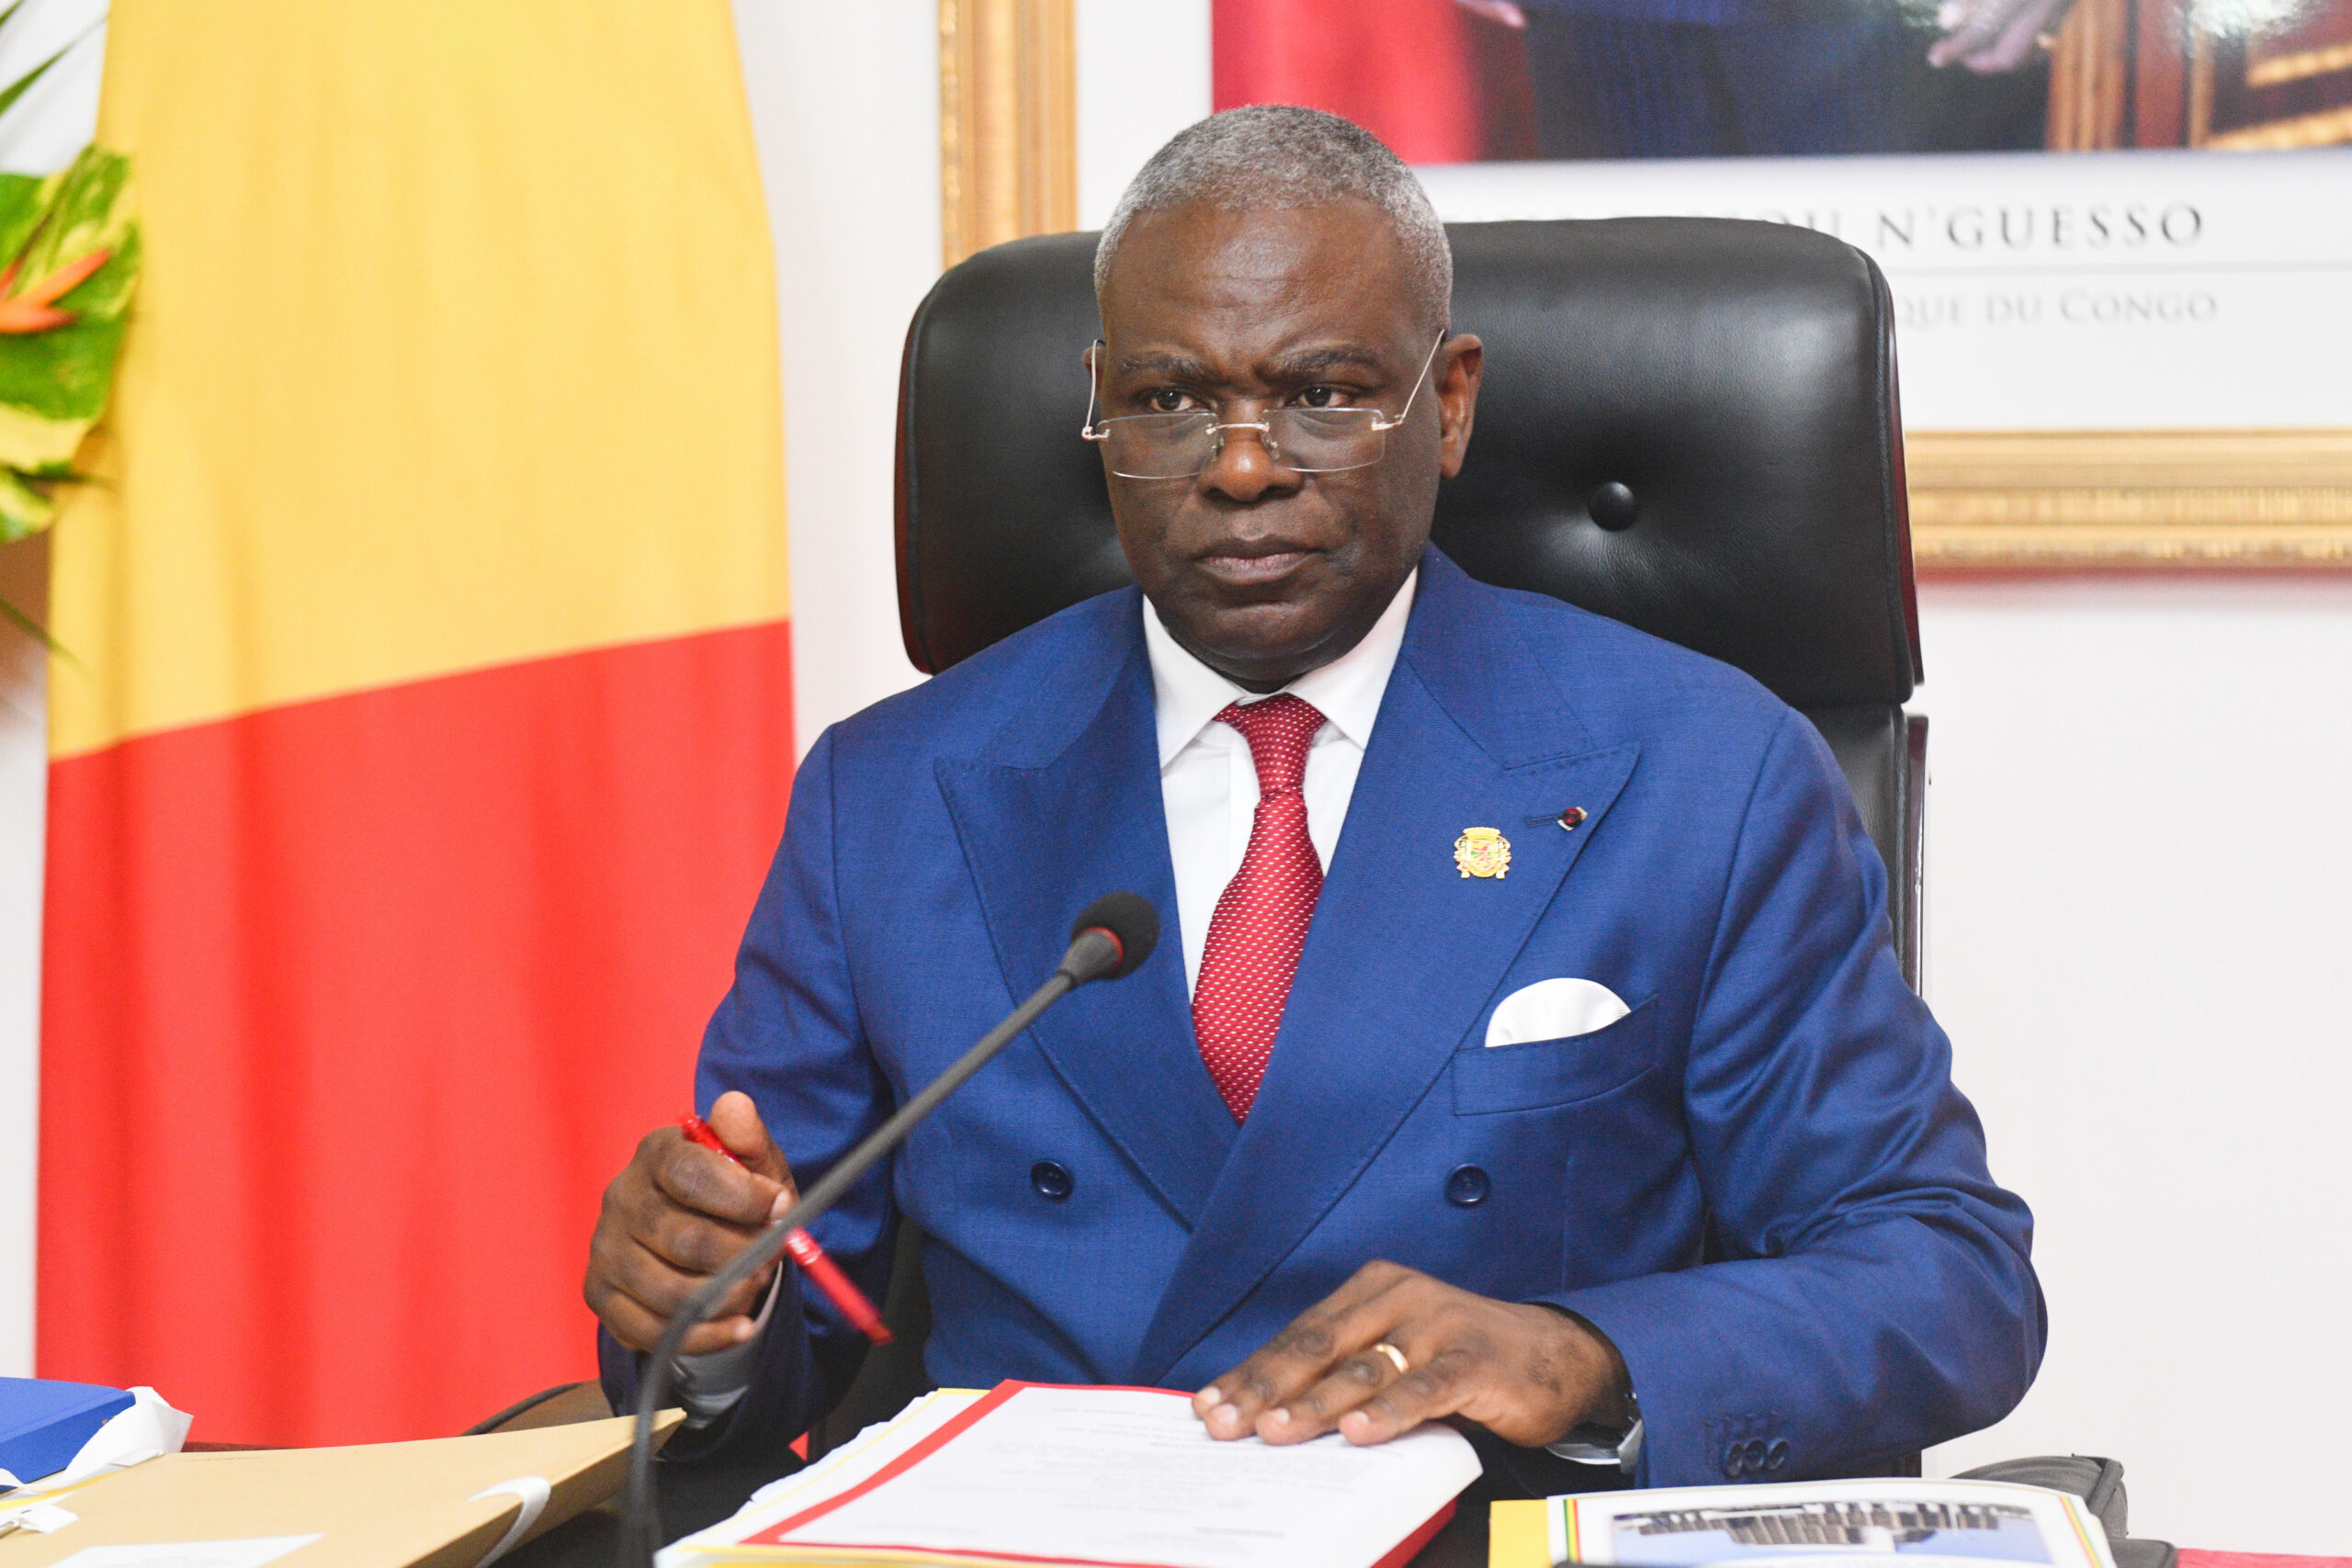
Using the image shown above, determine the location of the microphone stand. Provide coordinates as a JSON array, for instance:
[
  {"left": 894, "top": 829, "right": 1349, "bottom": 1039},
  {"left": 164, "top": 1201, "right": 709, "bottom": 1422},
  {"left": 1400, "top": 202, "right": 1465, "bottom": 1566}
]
[{"left": 618, "top": 962, "right": 1091, "bottom": 1567}]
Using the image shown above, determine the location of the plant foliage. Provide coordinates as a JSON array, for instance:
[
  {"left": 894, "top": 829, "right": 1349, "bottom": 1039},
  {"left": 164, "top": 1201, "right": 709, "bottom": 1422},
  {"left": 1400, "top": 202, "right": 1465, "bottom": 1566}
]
[{"left": 0, "top": 141, "right": 138, "bottom": 543}]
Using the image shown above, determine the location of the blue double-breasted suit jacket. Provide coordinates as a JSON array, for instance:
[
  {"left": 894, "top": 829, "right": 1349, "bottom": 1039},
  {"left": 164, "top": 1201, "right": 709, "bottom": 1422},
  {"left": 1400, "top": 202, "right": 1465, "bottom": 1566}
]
[{"left": 601, "top": 547, "right": 2042, "bottom": 1488}]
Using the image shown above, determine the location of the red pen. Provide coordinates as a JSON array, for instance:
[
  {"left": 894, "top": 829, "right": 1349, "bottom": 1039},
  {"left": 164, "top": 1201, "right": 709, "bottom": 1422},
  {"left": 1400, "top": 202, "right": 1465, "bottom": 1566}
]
[{"left": 678, "top": 1113, "right": 894, "bottom": 1346}]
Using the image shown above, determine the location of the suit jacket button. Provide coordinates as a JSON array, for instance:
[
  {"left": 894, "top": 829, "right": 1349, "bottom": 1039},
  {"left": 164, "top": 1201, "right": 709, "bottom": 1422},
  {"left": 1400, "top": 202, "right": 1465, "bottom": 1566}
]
[
  {"left": 1443, "top": 1165, "right": 1490, "bottom": 1207},
  {"left": 1030, "top": 1160, "right": 1074, "bottom": 1201},
  {"left": 1723, "top": 1445, "right": 1747, "bottom": 1479},
  {"left": 1744, "top": 1438, "right": 1770, "bottom": 1472},
  {"left": 1766, "top": 1438, "right": 1791, "bottom": 1472}
]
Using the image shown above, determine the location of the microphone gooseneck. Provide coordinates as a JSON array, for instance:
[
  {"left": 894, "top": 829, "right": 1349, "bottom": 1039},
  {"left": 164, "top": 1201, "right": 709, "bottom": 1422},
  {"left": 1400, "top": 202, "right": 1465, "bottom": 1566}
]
[{"left": 620, "top": 893, "right": 1160, "bottom": 1567}]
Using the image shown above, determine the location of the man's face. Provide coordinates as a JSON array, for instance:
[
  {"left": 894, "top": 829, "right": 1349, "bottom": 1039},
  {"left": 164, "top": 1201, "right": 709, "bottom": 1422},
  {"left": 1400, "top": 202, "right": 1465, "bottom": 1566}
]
[{"left": 1091, "top": 199, "right": 1482, "bottom": 692}]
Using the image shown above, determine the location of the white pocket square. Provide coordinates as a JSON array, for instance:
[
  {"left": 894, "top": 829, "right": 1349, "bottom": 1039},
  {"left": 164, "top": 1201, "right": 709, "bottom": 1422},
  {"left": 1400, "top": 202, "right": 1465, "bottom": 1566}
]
[{"left": 1486, "top": 977, "right": 1631, "bottom": 1047}]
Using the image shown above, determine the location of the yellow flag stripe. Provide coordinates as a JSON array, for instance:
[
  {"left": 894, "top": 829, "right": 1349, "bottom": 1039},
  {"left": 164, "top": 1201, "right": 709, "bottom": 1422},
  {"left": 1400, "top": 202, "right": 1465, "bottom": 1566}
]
[{"left": 51, "top": 0, "right": 786, "bottom": 759}]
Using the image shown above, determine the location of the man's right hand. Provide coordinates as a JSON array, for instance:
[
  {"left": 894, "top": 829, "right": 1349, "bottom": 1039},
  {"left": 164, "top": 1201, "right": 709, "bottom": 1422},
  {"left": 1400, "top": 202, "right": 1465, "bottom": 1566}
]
[{"left": 585, "top": 1089, "right": 797, "bottom": 1356}]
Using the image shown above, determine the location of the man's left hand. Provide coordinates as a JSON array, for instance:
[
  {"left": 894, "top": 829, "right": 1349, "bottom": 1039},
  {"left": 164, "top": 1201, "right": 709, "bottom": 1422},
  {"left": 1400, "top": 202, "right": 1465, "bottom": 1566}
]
[{"left": 1193, "top": 1260, "right": 1633, "bottom": 1448}]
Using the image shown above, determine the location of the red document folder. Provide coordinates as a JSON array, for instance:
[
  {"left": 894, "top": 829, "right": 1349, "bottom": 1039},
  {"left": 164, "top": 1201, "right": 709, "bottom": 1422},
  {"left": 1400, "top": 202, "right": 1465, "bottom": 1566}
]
[{"left": 688, "top": 1381, "right": 1477, "bottom": 1568}]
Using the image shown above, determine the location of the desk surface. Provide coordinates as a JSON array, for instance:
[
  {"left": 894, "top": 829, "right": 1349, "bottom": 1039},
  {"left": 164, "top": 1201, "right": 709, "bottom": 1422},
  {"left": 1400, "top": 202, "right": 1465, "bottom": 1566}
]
[{"left": 180, "top": 1434, "right": 2352, "bottom": 1568}]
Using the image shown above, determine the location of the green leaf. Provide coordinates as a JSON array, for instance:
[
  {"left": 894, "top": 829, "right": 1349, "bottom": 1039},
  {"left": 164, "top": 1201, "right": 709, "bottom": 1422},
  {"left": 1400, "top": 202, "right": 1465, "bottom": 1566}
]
[
  {"left": 0, "top": 145, "right": 139, "bottom": 467},
  {"left": 14, "top": 144, "right": 137, "bottom": 295},
  {"left": 0, "top": 36, "right": 73, "bottom": 123},
  {"left": 0, "top": 461, "right": 52, "bottom": 539},
  {"left": 0, "top": 10, "right": 104, "bottom": 130},
  {"left": 0, "top": 171, "right": 42, "bottom": 277}
]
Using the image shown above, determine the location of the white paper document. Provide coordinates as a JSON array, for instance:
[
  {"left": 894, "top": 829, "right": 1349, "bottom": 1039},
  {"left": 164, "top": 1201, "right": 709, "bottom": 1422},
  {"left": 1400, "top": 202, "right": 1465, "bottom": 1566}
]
[
  {"left": 669, "top": 1382, "right": 1482, "bottom": 1568},
  {"left": 709, "top": 1387, "right": 984, "bottom": 1529}
]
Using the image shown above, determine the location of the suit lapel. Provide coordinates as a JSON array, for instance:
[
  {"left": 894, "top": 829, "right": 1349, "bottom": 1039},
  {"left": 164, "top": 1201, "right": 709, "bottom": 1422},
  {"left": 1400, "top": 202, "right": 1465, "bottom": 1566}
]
[
  {"left": 936, "top": 592, "right": 1237, "bottom": 1227},
  {"left": 1132, "top": 553, "right": 1640, "bottom": 1382}
]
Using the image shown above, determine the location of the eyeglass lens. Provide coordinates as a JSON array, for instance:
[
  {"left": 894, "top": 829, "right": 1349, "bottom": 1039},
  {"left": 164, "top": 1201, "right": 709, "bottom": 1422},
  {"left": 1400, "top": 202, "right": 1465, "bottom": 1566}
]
[{"left": 1097, "top": 407, "right": 1389, "bottom": 479}]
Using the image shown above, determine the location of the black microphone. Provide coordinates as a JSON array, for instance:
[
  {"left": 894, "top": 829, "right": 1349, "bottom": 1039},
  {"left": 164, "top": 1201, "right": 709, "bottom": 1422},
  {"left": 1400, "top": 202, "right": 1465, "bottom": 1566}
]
[
  {"left": 1057, "top": 890, "right": 1159, "bottom": 985},
  {"left": 620, "top": 893, "right": 1160, "bottom": 1566}
]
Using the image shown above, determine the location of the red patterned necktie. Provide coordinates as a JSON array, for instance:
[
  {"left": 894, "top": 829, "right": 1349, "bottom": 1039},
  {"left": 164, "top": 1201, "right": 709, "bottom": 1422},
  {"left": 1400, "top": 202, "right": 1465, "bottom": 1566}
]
[{"left": 1193, "top": 694, "right": 1327, "bottom": 1122}]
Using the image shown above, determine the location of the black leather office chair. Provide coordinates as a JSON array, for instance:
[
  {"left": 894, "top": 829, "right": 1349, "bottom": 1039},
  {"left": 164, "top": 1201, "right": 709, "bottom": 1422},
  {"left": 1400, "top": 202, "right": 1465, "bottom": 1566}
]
[{"left": 896, "top": 216, "right": 1927, "bottom": 986}]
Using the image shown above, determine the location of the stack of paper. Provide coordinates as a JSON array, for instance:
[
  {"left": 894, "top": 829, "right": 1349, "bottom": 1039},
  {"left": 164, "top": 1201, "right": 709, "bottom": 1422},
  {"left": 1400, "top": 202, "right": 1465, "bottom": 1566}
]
[{"left": 662, "top": 1382, "right": 1484, "bottom": 1568}]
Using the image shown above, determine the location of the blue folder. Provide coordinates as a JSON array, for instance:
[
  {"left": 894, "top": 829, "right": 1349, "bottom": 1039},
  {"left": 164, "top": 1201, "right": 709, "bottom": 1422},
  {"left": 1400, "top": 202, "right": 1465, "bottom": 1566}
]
[{"left": 0, "top": 1377, "right": 134, "bottom": 1491}]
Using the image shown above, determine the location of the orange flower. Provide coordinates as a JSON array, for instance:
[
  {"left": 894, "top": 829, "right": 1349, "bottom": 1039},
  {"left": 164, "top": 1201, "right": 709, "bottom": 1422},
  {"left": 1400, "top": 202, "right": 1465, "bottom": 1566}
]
[{"left": 0, "top": 245, "right": 111, "bottom": 333}]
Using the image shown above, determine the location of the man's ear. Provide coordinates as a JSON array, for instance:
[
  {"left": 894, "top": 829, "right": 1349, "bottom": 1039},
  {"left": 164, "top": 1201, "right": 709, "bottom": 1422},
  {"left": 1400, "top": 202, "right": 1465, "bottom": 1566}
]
[{"left": 1436, "top": 333, "right": 1483, "bottom": 480}]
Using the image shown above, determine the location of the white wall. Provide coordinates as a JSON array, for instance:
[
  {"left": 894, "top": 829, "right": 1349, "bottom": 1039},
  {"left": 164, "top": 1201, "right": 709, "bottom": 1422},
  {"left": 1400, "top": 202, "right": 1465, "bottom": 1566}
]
[
  {"left": 1075, "top": 0, "right": 1212, "bottom": 230},
  {"left": 731, "top": 0, "right": 940, "bottom": 749},
  {"left": 1912, "top": 578, "right": 2352, "bottom": 1554}
]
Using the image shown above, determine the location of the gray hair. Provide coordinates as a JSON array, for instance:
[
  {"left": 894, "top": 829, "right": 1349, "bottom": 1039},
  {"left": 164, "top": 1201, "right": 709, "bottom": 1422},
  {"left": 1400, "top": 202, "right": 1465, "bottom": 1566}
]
[{"left": 1093, "top": 105, "right": 1453, "bottom": 331}]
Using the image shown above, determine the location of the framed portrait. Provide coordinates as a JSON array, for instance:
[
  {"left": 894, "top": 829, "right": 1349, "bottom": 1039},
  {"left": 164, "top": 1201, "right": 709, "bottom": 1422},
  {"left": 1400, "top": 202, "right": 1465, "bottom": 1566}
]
[{"left": 1199, "top": 0, "right": 2352, "bottom": 567}]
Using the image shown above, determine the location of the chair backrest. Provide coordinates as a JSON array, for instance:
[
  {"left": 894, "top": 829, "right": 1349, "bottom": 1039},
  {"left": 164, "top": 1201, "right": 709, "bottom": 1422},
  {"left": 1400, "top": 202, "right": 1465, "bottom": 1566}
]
[{"left": 894, "top": 216, "right": 1924, "bottom": 982}]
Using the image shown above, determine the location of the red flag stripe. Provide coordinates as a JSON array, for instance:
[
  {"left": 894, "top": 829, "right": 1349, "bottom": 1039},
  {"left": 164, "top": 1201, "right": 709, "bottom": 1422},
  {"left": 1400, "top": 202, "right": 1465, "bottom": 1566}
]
[{"left": 39, "top": 621, "right": 792, "bottom": 1444}]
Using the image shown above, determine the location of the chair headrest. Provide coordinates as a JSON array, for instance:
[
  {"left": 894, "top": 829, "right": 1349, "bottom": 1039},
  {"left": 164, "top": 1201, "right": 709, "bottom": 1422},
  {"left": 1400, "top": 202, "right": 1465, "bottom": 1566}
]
[{"left": 896, "top": 216, "right": 1920, "bottom": 707}]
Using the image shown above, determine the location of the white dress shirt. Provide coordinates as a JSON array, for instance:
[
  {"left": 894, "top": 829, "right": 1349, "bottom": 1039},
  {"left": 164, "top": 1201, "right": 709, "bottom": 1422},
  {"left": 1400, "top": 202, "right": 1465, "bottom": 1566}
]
[{"left": 1147, "top": 570, "right": 1417, "bottom": 993}]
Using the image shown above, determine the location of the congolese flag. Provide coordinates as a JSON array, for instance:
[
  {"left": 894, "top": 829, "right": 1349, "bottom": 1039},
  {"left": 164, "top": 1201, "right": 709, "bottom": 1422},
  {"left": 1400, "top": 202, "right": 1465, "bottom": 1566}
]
[{"left": 39, "top": 2, "right": 792, "bottom": 1445}]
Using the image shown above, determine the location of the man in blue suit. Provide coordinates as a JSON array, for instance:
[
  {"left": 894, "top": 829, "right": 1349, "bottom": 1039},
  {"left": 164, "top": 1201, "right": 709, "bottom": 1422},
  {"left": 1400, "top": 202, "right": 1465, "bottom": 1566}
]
[{"left": 585, "top": 106, "right": 2042, "bottom": 1492}]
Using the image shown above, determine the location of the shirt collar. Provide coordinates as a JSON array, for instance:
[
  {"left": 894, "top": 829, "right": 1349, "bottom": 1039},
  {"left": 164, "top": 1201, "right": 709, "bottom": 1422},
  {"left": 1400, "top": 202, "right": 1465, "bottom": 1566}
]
[{"left": 1142, "top": 568, "right": 1418, "bottom": 769}]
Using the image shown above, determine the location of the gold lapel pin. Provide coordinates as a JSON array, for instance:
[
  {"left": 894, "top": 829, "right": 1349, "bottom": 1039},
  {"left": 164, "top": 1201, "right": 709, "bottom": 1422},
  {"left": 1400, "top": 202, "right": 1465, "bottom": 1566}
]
[{"left": 1454, "top": 826, "right": 1510, "bottom": 879}]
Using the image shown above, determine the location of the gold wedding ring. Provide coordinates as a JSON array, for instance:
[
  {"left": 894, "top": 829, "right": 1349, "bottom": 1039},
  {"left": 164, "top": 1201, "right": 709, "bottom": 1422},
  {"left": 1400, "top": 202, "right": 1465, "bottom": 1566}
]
[{"left": 1370, "top": 1340, "right": 1410, "bottom": 1376}]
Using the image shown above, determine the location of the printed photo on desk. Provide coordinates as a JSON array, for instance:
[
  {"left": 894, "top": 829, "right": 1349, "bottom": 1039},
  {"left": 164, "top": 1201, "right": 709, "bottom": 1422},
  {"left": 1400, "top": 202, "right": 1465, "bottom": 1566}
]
[
  {"left": 1487, "top": 1477, "right": 2120, "bottom": 1568},
  {"left": 1208, "top": 0, "right": 2352, "bottom": 568}
]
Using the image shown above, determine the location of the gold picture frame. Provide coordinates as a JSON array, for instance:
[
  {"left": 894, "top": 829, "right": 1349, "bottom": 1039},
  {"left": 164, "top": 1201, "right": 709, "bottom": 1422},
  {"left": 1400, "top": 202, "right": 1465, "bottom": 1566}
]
[
  {"left": 939, "top": 0, "right": 1076, "bottom": 270},
  {"left": 938, "top": 1, "right": 2352, "bottom": 569},
  {"left": 1906, "top": 430, "right": 2352, "bottom": 567}
]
